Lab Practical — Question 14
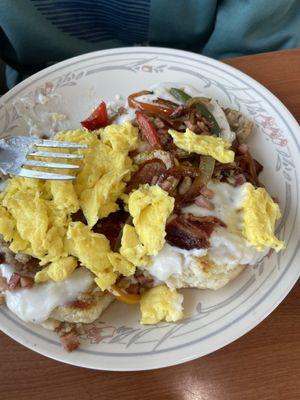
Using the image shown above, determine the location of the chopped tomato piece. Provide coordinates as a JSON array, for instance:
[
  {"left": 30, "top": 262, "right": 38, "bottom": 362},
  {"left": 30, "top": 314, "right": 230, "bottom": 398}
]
[{"left": 81, "top": 101, "right": 109, "bottom": 130}]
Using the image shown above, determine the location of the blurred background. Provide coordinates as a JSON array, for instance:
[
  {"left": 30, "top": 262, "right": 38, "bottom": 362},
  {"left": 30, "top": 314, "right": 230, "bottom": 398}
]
[{"left": 0, "top": 0, "right": 299, "bottom": 93}]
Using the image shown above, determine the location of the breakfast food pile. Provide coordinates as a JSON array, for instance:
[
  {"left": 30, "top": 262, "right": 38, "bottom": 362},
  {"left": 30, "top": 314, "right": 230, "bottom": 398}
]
[{"left": 0, "top": 83, "right": 284, "bottom": 351}]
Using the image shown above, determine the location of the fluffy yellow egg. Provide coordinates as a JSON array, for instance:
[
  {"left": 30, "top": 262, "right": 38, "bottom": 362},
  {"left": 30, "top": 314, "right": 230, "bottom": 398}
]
[
  {"left": 66, "top": 221, "right": 112, "bottom": 281},
  {"left": 0, "top": 122, "right": 139, "bottom": 277},
  {"left": 242, "top": 184, "right": 285, "bottom": 251},
  {"left": 100, "top": 121, "right": 138, "bottom": 152},
  {"left": 35, "top": 256, "right": 77, "bottom": 283},
  {"left": 55, "top": 123, "right": 138, "bottom": 227},
  {"left": 0, "top": 206, "right": 15, "bottom": 241},
  {"left": 0, "top": 177, "right": 69, "bottom": 264},
  {"left": 107, "top": 252, "right": 135, "bottom": 276},
  {"left": 140, "top": 285, "right": 184, "bottom": 324},
  {"left": 66, "top": 222, "right": 136, "bottom": 290},
  {"left": 128, "top": 184, "right": 174, "bottom": 256},
  {"left": 94, "top": 272, "right": 118, "bottom": 292},
  {"left": 120, "top": 224, "right": 149, "bottom": 267},
  {"left": 168, "top": 128, "right": 234, "bottom": 163},
  {"left": 46, "top": 181, "right": 79, "bottom": 213}
]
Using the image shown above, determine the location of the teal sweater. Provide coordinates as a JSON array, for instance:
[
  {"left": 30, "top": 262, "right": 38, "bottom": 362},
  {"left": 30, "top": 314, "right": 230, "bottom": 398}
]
[{"left": 0, "top": 0, "right": 299, "bottom": 87}]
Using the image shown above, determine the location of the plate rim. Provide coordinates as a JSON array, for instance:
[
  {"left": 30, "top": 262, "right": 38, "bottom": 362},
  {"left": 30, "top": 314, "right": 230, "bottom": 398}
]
[{"left": 0, "top": 46, "right": 299, "bottom": 370}]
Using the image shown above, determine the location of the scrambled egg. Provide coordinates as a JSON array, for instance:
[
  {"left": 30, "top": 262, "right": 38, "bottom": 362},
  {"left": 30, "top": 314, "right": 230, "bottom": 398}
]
[
  {"left": 0, "top": 123, "right": 138, "bottom": 286},
  {"left": 120, "top": 224, "right": 149, "bottom": 266},
  {"left": 119, "top": 185, "right": 174, "bottom": 268},
  {"left": 127, "top": 184, "right": 174, "bottom": 256},
  {"left": 0, "top": 178, "right": 69, "bottom": 264},
  {"left": 107, "top": 252, "right": 135, "bottom": 276},
  {"left": 55, "top": 122, "right": 138, "bottom": 226},
  {"left": 140, "top": 285, "right": 184, "bottom": 324},
  {"left": 47, "top": 181, "right": 79, "bottom": 213},
  {"left": 66, "top": 222, "right": 134, "bottom": 290},
  {"left": 168, "top": 128, "right": 234, "bottom": 163},
  {"left": 35, "top": 256, "right": 77, "bottom": 283},
  {"left": 242, "top": 184, "right": 285, "bottom": 251}
]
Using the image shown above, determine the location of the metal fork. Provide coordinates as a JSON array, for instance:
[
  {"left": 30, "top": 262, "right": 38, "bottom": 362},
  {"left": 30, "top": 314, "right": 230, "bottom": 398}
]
[{"left": 0, "top": 136, "right": 88, "bottom": 180}]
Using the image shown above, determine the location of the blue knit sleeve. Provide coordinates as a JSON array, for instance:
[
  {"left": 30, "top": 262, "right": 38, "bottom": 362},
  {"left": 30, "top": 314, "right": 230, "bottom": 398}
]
[{"left": 0, "top": 0, "right": 299, "bottom": 87}]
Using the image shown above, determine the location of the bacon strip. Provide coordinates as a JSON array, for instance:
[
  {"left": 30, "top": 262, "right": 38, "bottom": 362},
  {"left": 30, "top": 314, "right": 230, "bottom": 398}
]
[
  {"left": 166, "top": 214, "right": 225, "bottom": 250},
  {"left": 185, "top": 215, "right": 226, "bottom": 236}
]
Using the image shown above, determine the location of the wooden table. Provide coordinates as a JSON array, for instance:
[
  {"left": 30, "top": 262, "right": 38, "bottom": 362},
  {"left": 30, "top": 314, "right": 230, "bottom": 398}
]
[{"left": 1, "top": 49, "right": 299, "bottom": 400}]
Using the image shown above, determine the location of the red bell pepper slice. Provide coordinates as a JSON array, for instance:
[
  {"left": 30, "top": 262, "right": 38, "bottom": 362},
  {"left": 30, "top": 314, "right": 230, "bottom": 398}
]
[
  {"left": 81, "top": 101, "right": 109, "bottom": 130},
  {"left": 136, "top": 111, "right": 161, "bottom": 149},
  {"left": 128, "top": 90, "right": 175, "bottom": 115}
]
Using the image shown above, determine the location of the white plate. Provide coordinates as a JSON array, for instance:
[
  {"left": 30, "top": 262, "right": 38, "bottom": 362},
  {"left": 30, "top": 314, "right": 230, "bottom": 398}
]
[{"left": 0, "top": 47, "right": 299, "bottom": 371}]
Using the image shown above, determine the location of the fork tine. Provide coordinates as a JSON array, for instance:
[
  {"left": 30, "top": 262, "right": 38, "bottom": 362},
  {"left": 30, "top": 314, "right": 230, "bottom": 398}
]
[
  {"left": 27, "top": 151, "right": 84, "bottom": 159},
  {"left": 16, "top": 168, "right": 75, "bottom": 180},
  {"left": 38, "top": 140, "right": 88, "bottom": 149},
  {"left": 23, "top": 160, "right": 79, "bottom": 169}
]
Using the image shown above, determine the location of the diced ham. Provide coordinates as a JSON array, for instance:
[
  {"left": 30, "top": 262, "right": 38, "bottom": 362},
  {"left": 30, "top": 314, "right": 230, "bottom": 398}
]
[
  {"left": 151, "top": 175, "right": 159, "bottom": 185},
  {"left": 234, "top": 174, "right": 247, "bottom": 186},
  {"left": 194, "top": 195, "right": 215, "bottom": 210},
  {"left": 184, "top": 120, "right": 198, "bottom": 132},
  {"left": 170, "top": 105, "right": 186, "bottom": 118},
  {"left": 135, "top": 275, "right": 154, "bottom": 288},
  {"left": 126, "top": 283, "right": 140, "bottom": 295},
  {"left": 7, "top": 273, "right": 21, "bottom": 291},
  {"left": 197, "top": 120, "right": 209, "bottom": 133},
  {"left": 0, "top": 276, "right": 8, "bottom": 291},
  {"left": 178, "top": 176, "right": 192, "bottom": 195},
  {"left": 117, "top": 106, "right": 127, "bottom": 115},
  {"left": 160, "top": 179, "right": 173, "bottom": 192},
  {"left": 199, "top": 185, "right": 214, "bottom": 199},
  {"left": 60, "top": 332, "right": 80, "bottom": 352},
  {"left": 20, "top": 276, "right": 34, "bottom": 289},
  {"left": 237, "top": 143, "right": 249, "bottom": 154},
  {"left": 159, "top": 176, "right": 179, "bottom": 193},
  {"left": 179, "top": 175, "right": 205, "bottom": 207}
]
